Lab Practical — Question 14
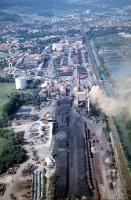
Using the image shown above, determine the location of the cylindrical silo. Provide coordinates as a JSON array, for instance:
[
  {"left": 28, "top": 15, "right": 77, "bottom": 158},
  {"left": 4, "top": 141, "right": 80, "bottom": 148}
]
[{"left": 15, "top": 77, "right": 26, "bottom": 89}]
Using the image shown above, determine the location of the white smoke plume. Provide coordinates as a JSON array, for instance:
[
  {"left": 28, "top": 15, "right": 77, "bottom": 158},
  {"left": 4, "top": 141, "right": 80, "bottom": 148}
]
[{"left": 88, "top": 77, "right": 131, "bottom": 118}]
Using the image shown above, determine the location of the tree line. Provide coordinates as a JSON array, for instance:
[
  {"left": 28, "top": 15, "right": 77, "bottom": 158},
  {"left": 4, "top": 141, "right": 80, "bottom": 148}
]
[
  {"left": 0, "top": 90, "right": 45, "bottom": 128},
  {"left": 0, "top": 75, "right": 14, "bottom": 83},
  {"left": 0, "top": 92, "right": 32, "bottom": 127},
  {"left": 0, "top": 129, "right": 26, "bottom": 173}
]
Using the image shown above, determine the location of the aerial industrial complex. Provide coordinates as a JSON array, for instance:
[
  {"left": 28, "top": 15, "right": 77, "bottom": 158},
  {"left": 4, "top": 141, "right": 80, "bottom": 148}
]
[{"left": 0, "top": 1, "right": 131, "bottom": 200}]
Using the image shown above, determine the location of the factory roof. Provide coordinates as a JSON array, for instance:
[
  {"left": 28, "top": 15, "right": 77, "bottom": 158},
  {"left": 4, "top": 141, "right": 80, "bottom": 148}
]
[
  {"left": 77, "top": 66, "right": 88, "bottom": 75},
  {"left": 60, "top": 71, "right": 73, "bottom": 77},
  {"left": 36, "top": 70, "right": 44, "bottom": 77},
  {"left": 78, "top": 92, "right": 87, "bottom": 102},
  {"left": 16, "top": 107, "right": 32, "bottom": 114},
  {"left": 41, "top": 81, "right": 48, "bottom": 88}
]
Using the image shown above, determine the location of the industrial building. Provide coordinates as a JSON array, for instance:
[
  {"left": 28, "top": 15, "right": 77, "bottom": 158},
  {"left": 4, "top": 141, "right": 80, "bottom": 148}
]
[
  {"left": 32, "top": 167, "right": 45, "bottom": 200},
  {"left": 16, "top": 107, "right": 32, "bottom": 115},
  {"left": 77, "top": 92, "right": 87, "bottom": 107},
  {"left": 76, "top": 66, "right": 88, "bottom": 79},
  {"left": 15, "top": 76, "right": 26, "bottom": 89}
]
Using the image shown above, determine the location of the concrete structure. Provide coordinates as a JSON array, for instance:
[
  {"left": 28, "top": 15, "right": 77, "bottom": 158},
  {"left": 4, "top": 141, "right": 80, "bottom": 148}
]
[
  {"left": 52, "top": 43, "right": 63, "bottom": 51},
  {"left": 77, "top": 92, "right": 87, "bottom": 107},
  {"left": 52, "top": 42, "right": 68, "bottom": 52},
  {"left": 87, "top": 98, "right": 90, "bottom": 114},
  {"left": 16, "top": 106, "right": 33, "bottom": 115},
  {"left": 32, "top": 167, "right": 45, "bottom": 200},
  {"left": 41, "top": 81, "right": 49, "bottom": 88},
  {"left": 59, "top": 84, "right": 66, "bottom": 95},
  {"left": 15, "top": 77, "right": 26, "bottom": 89},
  {"left": 76, "top": 66, "right": 88, "bottom": 79},
  {"left": 36, "top": 70, "right": 44, "bottom": 77},
  {"left": 45, "top": 157, "right": 55, "bottom": 168}
]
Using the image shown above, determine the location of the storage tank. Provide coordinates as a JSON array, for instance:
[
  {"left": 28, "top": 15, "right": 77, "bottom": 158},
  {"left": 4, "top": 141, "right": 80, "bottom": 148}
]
[{"left": 15, "top": 77, "right": 26, "bottom": 89}]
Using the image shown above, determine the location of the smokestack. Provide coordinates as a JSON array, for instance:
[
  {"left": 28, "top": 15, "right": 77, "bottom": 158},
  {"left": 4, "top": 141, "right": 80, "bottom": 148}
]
[{"left": 87, "top": 98, "right": 90, "bottom": 114}]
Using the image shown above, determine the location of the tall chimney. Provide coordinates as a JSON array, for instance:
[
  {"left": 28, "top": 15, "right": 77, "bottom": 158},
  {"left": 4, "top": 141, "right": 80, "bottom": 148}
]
[{"left": 87, "top": 98, "right": 90, "bottom": 114}]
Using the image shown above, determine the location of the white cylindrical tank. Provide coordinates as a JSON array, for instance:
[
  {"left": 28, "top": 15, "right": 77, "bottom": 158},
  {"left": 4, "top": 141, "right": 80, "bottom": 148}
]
[{"left": 15, "top": 77, "right": 26, "bottom": 89}]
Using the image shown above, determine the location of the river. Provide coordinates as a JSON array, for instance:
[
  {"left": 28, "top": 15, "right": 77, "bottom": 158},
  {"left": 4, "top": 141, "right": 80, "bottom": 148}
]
[{"left": 110, "top": 61, "right": 131, "bottom": 80}]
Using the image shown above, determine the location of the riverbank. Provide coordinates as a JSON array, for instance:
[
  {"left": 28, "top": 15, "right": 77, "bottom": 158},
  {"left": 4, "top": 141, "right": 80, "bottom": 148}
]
[{"left": 89, "top": 36, "right": 131, "bottom": 197}]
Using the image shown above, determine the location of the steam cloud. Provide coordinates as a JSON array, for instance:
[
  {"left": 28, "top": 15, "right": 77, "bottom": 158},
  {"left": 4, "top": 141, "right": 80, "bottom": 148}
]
[{"left": 88, "top": 77, "right": 131, "bottom": 118}]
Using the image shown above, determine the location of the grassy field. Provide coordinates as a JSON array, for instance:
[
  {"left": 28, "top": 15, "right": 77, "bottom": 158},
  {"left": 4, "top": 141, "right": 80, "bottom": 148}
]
[
  {"left": 0, "top": 82, "right": 33, "bottom": 117},
  {"left": 0, "top": 137, "right": 8, "bottom": 155}
]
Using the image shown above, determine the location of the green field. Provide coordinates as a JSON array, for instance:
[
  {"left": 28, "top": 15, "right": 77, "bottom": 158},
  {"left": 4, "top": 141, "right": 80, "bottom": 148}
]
[
  {"left": 0, "top": 82, "right": 33, "bottom": 117},
  {"left": 0, "top": 137, "right": 8, "bottom": 155}
]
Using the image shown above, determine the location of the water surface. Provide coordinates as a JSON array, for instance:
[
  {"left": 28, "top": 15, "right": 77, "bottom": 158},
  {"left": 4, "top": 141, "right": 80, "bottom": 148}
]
[{"left": 110, "top": 62, "right": 131, "bottom": 80}]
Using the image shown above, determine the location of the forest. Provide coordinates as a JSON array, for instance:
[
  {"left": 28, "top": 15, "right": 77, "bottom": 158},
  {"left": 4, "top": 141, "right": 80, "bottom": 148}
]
[{"left": 0, "top": 129, "right": 26, "bottom": 173}]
